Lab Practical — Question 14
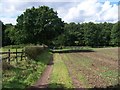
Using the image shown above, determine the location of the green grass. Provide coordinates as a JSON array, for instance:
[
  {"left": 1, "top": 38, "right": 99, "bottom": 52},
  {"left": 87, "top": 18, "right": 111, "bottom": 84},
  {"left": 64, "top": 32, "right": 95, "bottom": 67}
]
[
  {"left": 2, "top": 50, "right": 52, "bottom": 89},
  {"left": 96, "top": 66, "right": 118, "bottom": 85},
  {"left": 49, "top": 53, "right": 73, "bottom": 88},
  {"left": 0, "top": 48, "right": 23, "bottom": 52}
]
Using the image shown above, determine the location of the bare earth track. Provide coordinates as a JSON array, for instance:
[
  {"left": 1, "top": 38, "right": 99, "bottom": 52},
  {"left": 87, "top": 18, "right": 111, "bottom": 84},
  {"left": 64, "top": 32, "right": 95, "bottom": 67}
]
[{"left": 27, "top": 56, "right": 53, "bottom": 89}]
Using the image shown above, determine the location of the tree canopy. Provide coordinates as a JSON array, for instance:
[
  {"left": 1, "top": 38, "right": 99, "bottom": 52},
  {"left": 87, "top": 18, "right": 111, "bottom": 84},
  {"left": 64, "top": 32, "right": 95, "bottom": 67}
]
[
  {"left": 14, "top": 6, "right": 64, "bottom": 45},
  {"left": 54, "top": 22, "right": 116, "bottom": 47},
  {"left": 110, "top": 21, "right": 120, "bottom": 46}
]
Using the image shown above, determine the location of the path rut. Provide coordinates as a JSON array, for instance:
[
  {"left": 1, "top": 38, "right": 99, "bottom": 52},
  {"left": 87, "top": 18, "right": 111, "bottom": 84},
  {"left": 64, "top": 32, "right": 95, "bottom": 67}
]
[{"left": 26, "top": 55, "right": 53, "bottom": 89}]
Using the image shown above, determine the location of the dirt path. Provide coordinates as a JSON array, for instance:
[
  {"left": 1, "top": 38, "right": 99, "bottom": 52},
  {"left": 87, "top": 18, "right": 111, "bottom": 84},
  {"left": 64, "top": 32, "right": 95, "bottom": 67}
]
[{"left": 26, "top": 55, "right": 53, "bottom": 89}]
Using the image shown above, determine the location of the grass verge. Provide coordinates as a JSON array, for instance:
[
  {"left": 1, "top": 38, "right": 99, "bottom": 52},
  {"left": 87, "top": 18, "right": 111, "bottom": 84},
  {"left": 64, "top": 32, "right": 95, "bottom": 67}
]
[{"left": 2, "top": 50, "right": 52, "bottom": 89}]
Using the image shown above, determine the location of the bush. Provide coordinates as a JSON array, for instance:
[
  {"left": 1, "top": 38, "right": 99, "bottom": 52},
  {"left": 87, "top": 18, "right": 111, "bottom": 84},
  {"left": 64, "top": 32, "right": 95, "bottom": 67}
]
[
  {"left": 3, "top": 44, "right": 26, "bottom": 49},
  {"left": 24, "top": 45, "right": 46, "bottom": 60}
]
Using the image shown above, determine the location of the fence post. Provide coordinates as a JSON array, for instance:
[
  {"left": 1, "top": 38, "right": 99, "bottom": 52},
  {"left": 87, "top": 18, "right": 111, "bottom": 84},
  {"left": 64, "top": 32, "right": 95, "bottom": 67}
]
[
  {"left": 21, "top": 49, "right": 23, "bottom": 61},
  {"left": 16, "top": 49, "right": 18, "bottom": 63},
  {"left": 8, "top": 49, "right": 10, "bottom": 64}
]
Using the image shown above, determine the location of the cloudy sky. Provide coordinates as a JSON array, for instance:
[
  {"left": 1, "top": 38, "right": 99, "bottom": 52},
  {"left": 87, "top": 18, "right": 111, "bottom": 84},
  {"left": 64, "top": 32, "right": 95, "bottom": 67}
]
[{"left": 0, "top": 0, "right": 119, "bottom": 25}]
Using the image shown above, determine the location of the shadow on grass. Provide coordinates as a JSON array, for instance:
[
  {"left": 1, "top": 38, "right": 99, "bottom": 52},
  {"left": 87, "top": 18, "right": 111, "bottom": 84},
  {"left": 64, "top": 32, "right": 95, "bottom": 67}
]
[
  {"left": 2, "top": 83, "right": 120, "bottom": 90},
  {"left": 2, "top": 81, "right": 26, "bottom": 90},
  {"left": 26, "top": 83, "right": 120, "bottom": 90},
  {"left": 26, "top": 83, "right": 75, "bottom": 90},
  {"left": 88, "top": 84, "right": 120, "bottom": 90},
  {"left": 50, "top": 49, "right": 94, "bottom": 53}
]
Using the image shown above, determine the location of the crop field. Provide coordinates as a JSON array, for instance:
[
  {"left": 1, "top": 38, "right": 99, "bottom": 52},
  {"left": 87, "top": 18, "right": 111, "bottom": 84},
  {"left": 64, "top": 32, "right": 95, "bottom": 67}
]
[{"left": 49, "top": 47, "right": 119, "bottom": 88}]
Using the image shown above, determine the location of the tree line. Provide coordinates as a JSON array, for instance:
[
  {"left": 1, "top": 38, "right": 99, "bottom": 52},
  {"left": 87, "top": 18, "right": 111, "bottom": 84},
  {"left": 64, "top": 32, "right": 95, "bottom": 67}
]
[
  {"left": 1, "top": 6, "right": 119, "bottom": 47},
  {"left": 55, "top": 22, "right": 119, "bottom": 47}
]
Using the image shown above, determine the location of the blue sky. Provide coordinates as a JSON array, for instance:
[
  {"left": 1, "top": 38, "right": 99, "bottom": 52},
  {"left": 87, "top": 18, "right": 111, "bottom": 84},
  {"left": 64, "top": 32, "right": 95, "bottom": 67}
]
[
  {"left": 0, "top": 0, "right": 119, "bottom": 25},
  {"left": 98, "top": 0, "right": 119, "bottom": 2}
]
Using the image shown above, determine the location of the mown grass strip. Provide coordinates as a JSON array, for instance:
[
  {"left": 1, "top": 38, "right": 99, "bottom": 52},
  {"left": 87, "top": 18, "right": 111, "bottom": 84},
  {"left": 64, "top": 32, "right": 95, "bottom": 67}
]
[{"left": 49, "top": 53, "right": 73, "bottom": 88}]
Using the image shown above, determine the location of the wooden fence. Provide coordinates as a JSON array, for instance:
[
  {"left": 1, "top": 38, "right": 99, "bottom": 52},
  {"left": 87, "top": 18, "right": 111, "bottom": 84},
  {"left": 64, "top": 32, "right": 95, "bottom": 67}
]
[{"left": 0, "top": 49, "right": 26, "bottom": 64}]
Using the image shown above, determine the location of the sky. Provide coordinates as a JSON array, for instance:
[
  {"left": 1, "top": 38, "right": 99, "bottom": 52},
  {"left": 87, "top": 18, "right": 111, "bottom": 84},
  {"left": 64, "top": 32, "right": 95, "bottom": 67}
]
[{"left": 0, "top": 0, "right": 119, "bottom": 25}]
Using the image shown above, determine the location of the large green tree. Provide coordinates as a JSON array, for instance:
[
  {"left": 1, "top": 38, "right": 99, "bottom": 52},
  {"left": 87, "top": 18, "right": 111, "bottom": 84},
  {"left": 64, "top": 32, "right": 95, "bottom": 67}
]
[
  {"left": 83, "top": 22, "right": 99, "bottom": 47},
  {"left": 15, "top": 6, "right": 64, "bottom": 45},
  {"left": 110, "top": 21, "right": 120, "bottom": 46}
]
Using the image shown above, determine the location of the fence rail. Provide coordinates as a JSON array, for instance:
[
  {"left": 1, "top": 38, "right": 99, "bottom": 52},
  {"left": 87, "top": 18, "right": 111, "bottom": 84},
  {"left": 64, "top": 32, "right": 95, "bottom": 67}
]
[
  {"left": 0, "top": 52, "right": 23, "bottom": 54},
  {"left": 0, "top": 49, "right": 25, "bottom": 64}
]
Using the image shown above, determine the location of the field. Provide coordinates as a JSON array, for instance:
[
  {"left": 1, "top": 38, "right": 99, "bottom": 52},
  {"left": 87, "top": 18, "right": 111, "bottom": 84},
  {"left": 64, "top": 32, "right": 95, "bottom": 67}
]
[
  {"left": 2, "top": 47, "right": 119, "bottom": 89},
  {"left": 48, "top": 47, "right": 119, "bottom": 89}
]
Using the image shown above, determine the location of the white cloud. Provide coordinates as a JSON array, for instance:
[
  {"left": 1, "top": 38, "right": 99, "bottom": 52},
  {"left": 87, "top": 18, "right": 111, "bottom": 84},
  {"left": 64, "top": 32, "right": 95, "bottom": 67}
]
[
  {"left": 58, "top": 0, "right": 118, "bottom": 23},
  {"left": 99, "top": 2, "right": 118, "bottom": 22},
  {"left": 0, "top": 1, "right": 36, "bottom": 25},
  {"left": 0, "top": 0, "right": 119, "bottom": 24}
]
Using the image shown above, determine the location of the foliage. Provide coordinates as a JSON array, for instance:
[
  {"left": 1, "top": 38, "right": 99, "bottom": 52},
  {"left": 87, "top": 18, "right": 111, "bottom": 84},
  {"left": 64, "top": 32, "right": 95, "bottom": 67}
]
[
  {"left": 14, "top": 6, "right": 64, "bottom": 45},
  {"left": 24, "top": 45, "right": 45, "bottom": 60},
  {"left": 2, "top": 23, "right": 15, "bottom": 46},
  {"left": 58, "top": 22, "right": 114, "bottom": 47},
  {"left": 3, "top": 44, "right": 26, "bottom": 49},
  {"left": 110, "top": 21, "right": 120, "bottom": 46},
  {"left": 3, "top": 50, "right": 52, "bottom": 89}
]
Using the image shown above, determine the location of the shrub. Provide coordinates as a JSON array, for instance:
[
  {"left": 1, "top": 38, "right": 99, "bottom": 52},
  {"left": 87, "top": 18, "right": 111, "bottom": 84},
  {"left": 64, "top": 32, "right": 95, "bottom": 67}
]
[
  {"left": 24, "top": 45, "right": 46, "bottom": 60},
  {"left": 3, "top": 44, "right": 26, "bottom": 49}
]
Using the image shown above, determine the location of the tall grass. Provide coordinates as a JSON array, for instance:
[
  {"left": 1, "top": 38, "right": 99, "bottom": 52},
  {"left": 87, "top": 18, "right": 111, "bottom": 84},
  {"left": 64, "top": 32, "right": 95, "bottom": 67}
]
[{"left": 2, "top": 49, "right": 52, "bottom": 89}]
